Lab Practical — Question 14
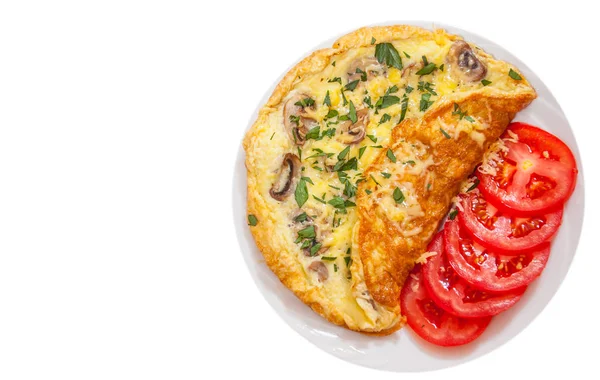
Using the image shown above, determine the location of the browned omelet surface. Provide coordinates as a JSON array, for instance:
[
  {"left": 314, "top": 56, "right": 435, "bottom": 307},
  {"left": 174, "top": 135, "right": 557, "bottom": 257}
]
[{"left": 243, "top": 25, "right": 536, "bottom": 333}]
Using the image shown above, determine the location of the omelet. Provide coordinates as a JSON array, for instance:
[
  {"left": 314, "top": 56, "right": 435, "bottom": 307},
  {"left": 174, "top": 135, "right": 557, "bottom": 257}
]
[{"left": 243, "top": 25, "right": 536, "bottom": 334}]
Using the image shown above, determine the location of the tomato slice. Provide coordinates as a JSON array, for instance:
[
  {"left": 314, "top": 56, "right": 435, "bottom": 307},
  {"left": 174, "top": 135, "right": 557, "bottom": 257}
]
[
  {"left": 478, "top": 122, "right": 577, "bottom": 216},
  {"left": 421, "top": 233, "right": 524, "bottom": 318},
  {"left": 444, "top": 218, "right": 550, "bottom": 292},
  {"left": 400, "top": 264, "right": 491, "bottom": 346},
  {"left": 459, "top": 191, "right": 562, "bottom": 254}
]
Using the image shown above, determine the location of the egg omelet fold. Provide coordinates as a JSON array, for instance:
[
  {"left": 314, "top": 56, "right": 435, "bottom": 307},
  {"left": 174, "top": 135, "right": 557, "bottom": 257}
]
[{"left": 244, "top": 25, "right": 535, "bottom": 334}]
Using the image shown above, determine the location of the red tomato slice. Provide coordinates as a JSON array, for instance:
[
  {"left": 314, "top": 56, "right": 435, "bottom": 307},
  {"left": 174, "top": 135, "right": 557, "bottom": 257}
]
[
  {"left": 478, "top": 122, "right": 577, "bottom": 216},
  {"left": 444, "top": 218, "right": 551, "bottom": 292},
  {"left": 400, "top": 264, "right": 491, "bottom": 346},
  {"left": 459, "top": 191, "right": 562, "bottom": 254},
  {"left": 421, "top": 233, "right": 524, "bottom": 318}
]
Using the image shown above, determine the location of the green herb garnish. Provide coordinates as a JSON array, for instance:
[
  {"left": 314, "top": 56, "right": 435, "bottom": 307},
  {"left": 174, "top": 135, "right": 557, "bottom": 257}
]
[{"left": 247, "top": 214, "right": 258, "bottom": 226}]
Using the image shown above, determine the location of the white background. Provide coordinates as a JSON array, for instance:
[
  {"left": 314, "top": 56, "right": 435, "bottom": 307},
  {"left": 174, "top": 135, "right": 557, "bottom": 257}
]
[{"left": 0, "top": 1, "right": 597, "bottom": 379}]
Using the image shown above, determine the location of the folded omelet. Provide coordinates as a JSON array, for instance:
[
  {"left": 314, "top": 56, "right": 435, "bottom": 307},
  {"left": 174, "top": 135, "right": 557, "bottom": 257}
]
[{"left": 243, "top": 25, "right": 536, "bottom": 334}]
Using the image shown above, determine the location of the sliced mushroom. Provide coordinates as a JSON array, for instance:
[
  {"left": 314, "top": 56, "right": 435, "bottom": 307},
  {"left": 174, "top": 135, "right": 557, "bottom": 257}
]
[
  {"left": 338, "top": 108, "right": 369, "bottom": 144},
  {"left": 269, "top": 153, "right": 301, "bottom": 201},
  {"left": 308, "top": 261, "right": 329, "bottom": 282},
  {"left": 283, "top": 93, "right": 318, "bottom": 146},
  {"left": 446, "top": 40, "right": 487, "bottom": 83},
  {"left": 347, "top": 56, "right": 387, "bottom": 82}
]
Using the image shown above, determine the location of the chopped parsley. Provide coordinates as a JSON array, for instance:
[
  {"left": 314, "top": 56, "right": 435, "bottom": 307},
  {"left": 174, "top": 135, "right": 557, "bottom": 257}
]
[
  {"left": 508, "top": 69, "right": 522, "bottom": 80},
  {"left": 321, "top": 256, "right": 337, "bottom": 261},
  {"left": 370, "top": 174, "right": 381, "bottom": 186},
  {"left": 375, "top": 42, "right": 403, "bottom": 70},
  {"left": 312, "top": 194, "right": 326, "bottom": 204},
  {"left": 386, "top": 148, "right": 397, "bottom": 163},
  {"left": 403, "top": 51, "right": 411, "bottom": 58},
  {"left": 358, "top": 146, "right": 367, "bottom": 159},
  {"left": 448, "top": 209, "right": 458, "bottom": 220},
  {"left": 419, "top": 93, "right": 434, "bottom": 111},
  {"left": 376, "top": 95, "right": 400, "bottom": 109},
  {"left": 348, "top": 101, "right": 357, "bottom": 123},
  {"left": 418, "top": 81, "right": 437, "bottom": 95},
  {"left": 295, "top": 177, "right": 309, "bottom": 207},
  {"left": 367, "top": 134, "right": 377, "bottom": 143},
  {"left": 345, "top": 80, "right": 359, "bottom": 91},
  {"left": 393, "top": 187, "right": 405, "bottom": 204},
  {"left": 304, "top": 126, "right": 320, "bottom": 140},
  {"left": 379, "top": 113, "right": 391, "bottom": 124},
  {"left": 440, "top": 128, "right": 451, "bottom": 139},
  {"left": 323, "top": 91, "right": 331, "bottom": 106},
  {"left": 399, "top": 95, "right": 408, "bottom": 122},
  {"left": 310, "top": 243, "right": 323, "bottom": 256},
  {"left": 328, "top": 77, "right": 342, "bottom": 85},
  {"left": 270, "top": 133, "right": 275, "bottom": 140},
  {"left": 294, "top": 97, "right": 315, "bottom": 108},
  {"left": 416, "top": 63, "right": 437, "bottom": 76},
  {"left": 481, "top": 79, "right": 492, "bottom": 86},
  {"left": 294, "top": 212, "right": 308, "bottom": 223},
  {"left": 338, "top": 146, "right": 350, "bottom": 160},
  {"left": 297, "top": 225, "right": 316, "bottom": 239},
  {"left": 381, "top": 172, "right": 392, "bottom": 179},
  {"left": 247, "top": 214, "right": 258, "bottom": 226},
  {"left": 371, "top": 37, "right": 376, "bottom": 45},
  {"left": 467, "top": 178, "right": 480, "bottom": 192}
]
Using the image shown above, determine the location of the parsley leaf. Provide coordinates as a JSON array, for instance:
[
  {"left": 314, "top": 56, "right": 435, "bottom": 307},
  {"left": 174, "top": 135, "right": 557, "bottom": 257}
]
[
  {"left": 381, "top": 172, "right": 391, "bottom": 179},
  {"left": 440, "top": 128, "right": 451, "bottom": 139},
  {"left": 367, "top": 134, "right": 377, "bottom": 143},
  {"left": 448, "top": 209, "right": 458, "bottom": 220},
  {"left": 345, "top": 80, "right": 359, "bottom": 91},
  {"left": 375, "top": 42, "right": 403, "bottom": 70},
  {"left": 348, "top": 101, "right": 357, "bottom": 123},
  {"left": 481, "top": 79, "right": 492, "bottom": 86},
  {"left": 328, "top": 77, "right": 342, "bottom": 85},
  {"left": 377, "top": 95, "right": 400, "bottom": 109},
  {"left": 305, "top": 126, "right": 321, "bottom": 140},
  {"left": 323, "top": 91, "right": 331, "bottom": 106},
  {"left": 310, "top": 243, "right": 323, "bottom": 256},
  {"left": 338, "top": 146, "right": 350, "bottom": 160},
  {"left": 298, "top": 225, "right": 316, "bottom": 239},
  {"left": 379, "top": 113, "right": 391, "bottom": 124},
  {"left": 508, "top": 69, "right": 522, "bottom": 80},
  {"left": 393, "top": 187, "right": 405, "bottom": 204},
  {"left": 416, "top": 63, "right": 437, "bottom": 76},
  {"left": 386, "top": 148, "right": 397, "bottom": 163},
  {"left": 247, "top": 214, "right": 258, "bottom": 226},
  {"left": 295, "top": 178, "right": 309, "bottom": 207},
  {"left": 358, "top": 146, "right": 367, "bottom": 159},
  {"left": 419, "top": 93, "right": 434, "bottom": 111},
  {"left": 294, "top": 212, "right": 308, "bottom": 223},
  {"left": 371, "top": 37, "right": 376, "bottom": 45},
  {"left": 399, "top": 96, "right": 408, "bottom": 122},
  {"left": 295, "top": 97, "right": 315, "bottom": 108}
]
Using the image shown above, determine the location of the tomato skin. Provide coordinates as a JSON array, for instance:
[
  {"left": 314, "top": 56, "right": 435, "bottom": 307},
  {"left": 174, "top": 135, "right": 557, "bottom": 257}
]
[
  {"left": 421, "top": 233, "right": 524, "bottom": 318},
  {"left": 444, "top": 218, "right": 551, "bottom": 292},
  {"left": 459, "top": 192, "right": 562, "bottom": 254},
  {"left": 400, "top": 264, "right": 491, "bottom": 347},
  {"left": 478, "top": 122, "right": 577, "bottom": 216}
]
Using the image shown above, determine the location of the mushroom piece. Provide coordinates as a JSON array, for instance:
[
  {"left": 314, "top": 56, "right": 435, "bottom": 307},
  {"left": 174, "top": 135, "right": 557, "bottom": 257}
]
[
  {"left": 347, "top": 56, "right": 387, "bottom": 82},
  {"left": 446, "top": 40, "right": 488, "bottom": 83},
  {"left": 308, "top": 261, "right": 329, "bottom": 282},
  {"left": 269, "top": 153, "right": 301, "bottom": 201},
  {"left": 338, "top": 108, "right": 369, "bottom": 144},
  {"left": 289, "top": 208, "right": 329, "bottom": 257},
  {"left": 283, "top": 93, "right": 318, "bottom": 146}
]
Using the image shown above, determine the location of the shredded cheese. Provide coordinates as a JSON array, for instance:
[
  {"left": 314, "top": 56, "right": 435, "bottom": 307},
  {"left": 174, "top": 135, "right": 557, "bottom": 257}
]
[{"left": 415, "top": 251, "right": 438, "bottom": 264}]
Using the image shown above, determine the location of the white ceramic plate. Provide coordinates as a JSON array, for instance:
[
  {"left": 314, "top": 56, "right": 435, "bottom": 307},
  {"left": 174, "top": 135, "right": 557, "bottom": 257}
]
[{"left": 232, "top": 21, "right": 585, "bottom": 372}]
